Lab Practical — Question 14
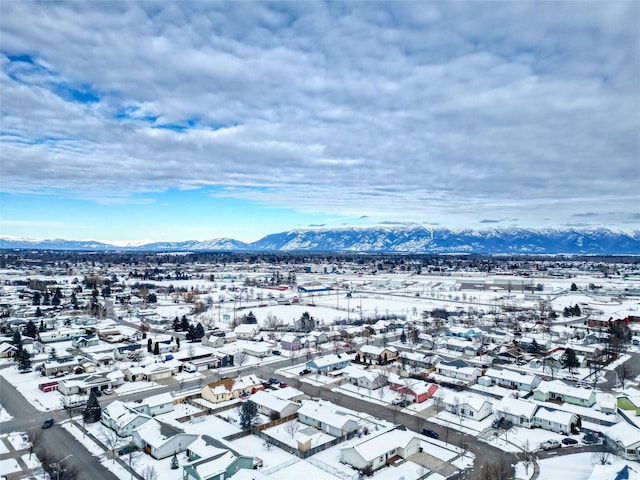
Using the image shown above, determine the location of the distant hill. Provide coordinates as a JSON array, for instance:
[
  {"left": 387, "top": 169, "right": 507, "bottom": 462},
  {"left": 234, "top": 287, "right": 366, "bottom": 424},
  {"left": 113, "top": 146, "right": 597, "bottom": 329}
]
[{"left": 2, "top": 227, "right": 639, "bottom": 254}]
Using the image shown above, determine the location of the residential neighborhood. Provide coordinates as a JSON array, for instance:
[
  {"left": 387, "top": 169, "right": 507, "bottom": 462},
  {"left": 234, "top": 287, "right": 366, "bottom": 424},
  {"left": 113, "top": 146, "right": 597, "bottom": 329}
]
[{"left": 1, "top": 252, "right": 640, "bottom": 480}]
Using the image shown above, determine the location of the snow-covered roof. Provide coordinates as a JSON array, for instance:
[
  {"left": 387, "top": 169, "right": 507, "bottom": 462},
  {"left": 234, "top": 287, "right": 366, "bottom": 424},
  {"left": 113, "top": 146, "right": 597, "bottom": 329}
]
[
  {"left": 249, "top": 390, "right": 297, "bottom": 414},
  {"left": 309, "top": 353, "right": 350, "bottom": 368},
  {"left": 534, "top": 407, "right": 576, "bottom": 425},
  {"left": 535, "top": 381, "right": 595, "bottom": 401},
  {"left": 606, "top": 421, "right": 640, "bottom": 448},
  {"left": 298, "top": 401, "right": 359, "bottom": 430},
  {"left": 496, "top": 397, "right": 538, "bottom": 418},
  {"left": 345, "top": 429, "right": 418, "bottom": 462},
  {"left": 484, "top": 368, "right": 539, "bottom": 385}
]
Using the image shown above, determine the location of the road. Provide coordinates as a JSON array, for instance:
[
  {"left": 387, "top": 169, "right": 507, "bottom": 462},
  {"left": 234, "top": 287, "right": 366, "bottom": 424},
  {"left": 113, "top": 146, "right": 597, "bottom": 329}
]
[{"left": 0, "top": 373, "right": 118, "bottom": 480}]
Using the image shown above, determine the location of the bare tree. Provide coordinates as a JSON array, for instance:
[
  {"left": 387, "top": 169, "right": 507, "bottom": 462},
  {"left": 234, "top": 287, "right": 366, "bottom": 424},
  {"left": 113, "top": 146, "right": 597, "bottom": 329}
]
[
  {"left": 615, "top": 362, "right": 631, "bottom": 389},
  {"left": 373, "top": 371, "right": 388, "bottom": 401},
  {"left": 141, "top": 465, "right": 159, "bottom": 480},
  {"left": 592, "top": 441, "right": 614, "bottom": 465},
  {"left": 478, "top": 454, "right": 512, "bottom": 480},
  {"left": 519, "top": 439, "right": 534, "bottom": 476},
  {"left": 99, "top": 427, "right": 119, "bottom": 463},
  {"left": 27, "top": 429, "right": 44, "bottom": 459},
  {"left": 283, "top": 420, "right": 300, "bottom": 438},
  {"left": 235, "top": 351, "right": 248, "bottom": 372}
]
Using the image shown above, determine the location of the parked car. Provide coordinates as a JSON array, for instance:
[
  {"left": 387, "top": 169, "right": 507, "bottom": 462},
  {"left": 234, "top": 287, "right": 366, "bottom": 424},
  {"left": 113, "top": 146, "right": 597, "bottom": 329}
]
[
  {"left": 42, "top": 418, "right": 54, "bottom": 429},
  {"left": 422, "top": 428, "right": 439, "bottom": 439},
  {"left": 103, "top": 388, "right": 113, "bottom": 395},
  {"left": 272, "top": 350, "right": 281, "bottom": 356},
  {"left": 299, "top": 369, "right": 310, "bottom": 376},
  {"left": 392, "top": 397, "right": 404, "bottom": 405},
  {"left": 491, "top": 417, "right": 513, "bottom": 429},
  {"left": 279, "top": 383, "right": 288, "bottom": 388},
  {"left": 562, "top": 437, "right": 578, "bottom": 445},
  {"left": 582, "top": 432, "right": 600, "bottom": 444},
  {"left": 540, "top": 440, "right": 561, "bottom": 451},
  {"left": 117, "top": 444, "right": 138, "bottom": 456},
  {"left": 268, "top": 377, "right": 280, "bottom": 384}
]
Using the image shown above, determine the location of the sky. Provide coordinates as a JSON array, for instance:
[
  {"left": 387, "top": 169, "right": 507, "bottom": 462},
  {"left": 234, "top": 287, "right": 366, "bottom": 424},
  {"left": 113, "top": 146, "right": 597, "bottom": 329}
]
[{"left": 0, "top": 1, "right": 638, "bottom": 245}]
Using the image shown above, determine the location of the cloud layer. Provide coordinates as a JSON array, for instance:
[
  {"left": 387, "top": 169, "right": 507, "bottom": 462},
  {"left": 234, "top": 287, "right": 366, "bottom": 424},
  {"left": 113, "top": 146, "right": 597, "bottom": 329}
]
[{"left": 1, "top": 1, "right": 638, "bottom": 230}]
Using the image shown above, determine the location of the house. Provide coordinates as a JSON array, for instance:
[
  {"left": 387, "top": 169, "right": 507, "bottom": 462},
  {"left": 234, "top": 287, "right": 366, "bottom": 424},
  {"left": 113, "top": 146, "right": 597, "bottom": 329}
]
[
  {"left": 200, "top": 375, "right": 263, "bottom": 404},
  {"left": 482, "top": 368, "right": 541, "bottom": 392},
  {"left": 72, "top": 334, "right": 99, "bottom": 349},
  {"left": 308, "top": 330, "right": 329, "bottom": 345},
  {"left": 58, "top": 371, "right": 123, "bottom": 396},
  {"left": 39, "top": 328, "right": 85, "bottom": 343},
  {"left": 445, "top": 337, "right": 481, "bottom": 356},
  {"left": 604, "top": 421, "right": 640, "bottom": 460},
  {"left": 128, "top": 392, "right": 174, "bottom": 417},
  {"left": 280, "top": 334, "right": 301, "bottom": 351},
  {"left": 297, "top": 400, "right": 359, "bottom": 437},
  {"left": 0, "top": 342, "right": 17, "bottom": 358},
  {"left": 586, "top": 463, "right": 639, "bottom": 480},
  {"left": 233, "top": 324, "right": 259, "bottom": 340},
  {"left": 131, "top": 419, "right": 197, "bottom": 459},
  {"left": 617, "top": 393, "right": 640, "bottom": 416},
  {"left": 434, "top": 359, "right": 481, "bottom": 385},
  {"left": 494, "top": 397, "right": 538, "bottom": 429},
  {"left": 202, "top": 334, "right": 225, "bottom": 349},
  {"left": 533, "top": 407, "right": 578, "bottom": 434},
  {"left": 357, "top": 345, "right": 398, "bottom": 364},
  {"left": 446, "top": 327, "right": 483, "bottom": 339},
  {"left": 40, "top": 355, "right": 87, "bottom": 376},
  {"left": 340, "top": 429, "right": 421, "bottom": 472},
  {"left": 436, "top": 390, "right": 493, "bottom": 421},
  {"left": 398, "top": 351, "right": 440, "bottom": 371},
  {"left": 342, "top": 365, "right": 384, "bottom": 391},
  {"left": 101, "top": 400, "right": 151, "bottom": 437},
  {"left": 306, "top": 353, "right": 351, "bottom": 373},
  {"left": 248, "top": 390, "right": 299, "bottom": 419},
  {"left": 533, "top": 381, "right": 597, "bottom": 407},
  {"left": 241, "top": 342, "right": 272, "bottom": 358},
  {"left": 183, "top": 435, "right": 255, "bottom": 480},
  {"left": 388, "top": 376, "right": 437, "bottom": 403}
]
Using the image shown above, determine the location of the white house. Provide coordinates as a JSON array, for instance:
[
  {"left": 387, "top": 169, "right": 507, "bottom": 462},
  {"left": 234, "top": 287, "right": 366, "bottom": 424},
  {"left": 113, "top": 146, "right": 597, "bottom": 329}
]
[
  {"left": 533, "top": 381, "right": 596, "bottom": 407},
  {"left": 533, "top": 407, "right": 578, "bottom": 434},
  {"left": 434, "top": 360, "right": 481, "bottom": 385},
  {"left": 128, "top": 392, "right": 174, "bottom": 417},
  {"left": 233, "top": 324, "right": 260, "bottom": 340},
  {"left": 131, "top": 419, "right": 197, "bottom": 459},
  {"left": 101, "top": 400, "right": 151, "bottom": 437},
  {"left": 241, "top": 341, "right": 272, "bottom": 358},
  {"left": 494, "top": 397, "right": 538, "bottom": 428},
  {"left": 605, "top": 422, "right": 640, "bottom": 460},
  {"left": 297, "top": 400, "right": 359, "bottom": 437},
  {"left": 248, "top": 390, "right": 300, "bottom": 419},
  {"left": 342, "top": 365, "right": 385, "bottom": 390},
  {"left": 437, "top": 390, "right": 493, "bottom": 421},
  {"left": 482, "top": 368, "right": 541, "bottom": 392},
  {"left": 340, "top": 429, "right": 421, "bottom": 472}
]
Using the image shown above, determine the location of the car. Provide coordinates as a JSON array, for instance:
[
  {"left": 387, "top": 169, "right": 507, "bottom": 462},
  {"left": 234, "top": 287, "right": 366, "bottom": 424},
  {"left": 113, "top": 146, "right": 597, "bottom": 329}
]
[
  {"left": 392, "top": 397, "right": 404, "bottom": 405},
  {"left": 103, "top": 388, "right": 113, "bottom": 395},
  {"left": 299, "top": 369, "right": 310, "bottom": 376},
  {"left": 422, "top": 428, "right": 439, "bottom": 439},
  {"left": 540, "top": 440, "right": 561, "bottom": 451},
  {"left": 268, "top": 378, "right": 280, "bottom": 384},
  {"left": 582, "top": 432, "right": 600, "bottom": 444},
  {"left": 562, "top": 437, "right": 578, "bottom": 445},
  {"left": 117, "top": 444, "right": 138, "bottom": 456},
  {"left": 272, "top": 350, "right": 281, "bottom": 356},
  {"left": 93, "top": 389, "right": 102, "bottom": 397},
  {"left": 279, "top": 383, "right": 288, "bottom": 388},
  {"left": 42, "top": 418, "right": 54, "bottom": 429},
  {"left": 491, "top": 417, "right": 504, "bottom": 429}
]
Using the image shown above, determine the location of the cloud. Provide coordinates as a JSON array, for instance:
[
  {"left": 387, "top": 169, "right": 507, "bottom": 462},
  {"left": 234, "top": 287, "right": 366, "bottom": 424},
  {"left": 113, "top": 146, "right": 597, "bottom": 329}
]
[{"left": 1, "top": 1, "right": 638, "bottom": 229}]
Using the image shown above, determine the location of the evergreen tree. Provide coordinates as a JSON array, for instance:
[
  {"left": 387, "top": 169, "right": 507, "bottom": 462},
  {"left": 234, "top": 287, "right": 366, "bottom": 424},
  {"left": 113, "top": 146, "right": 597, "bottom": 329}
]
[
  {"left": 147, "top": 293, "right": 157, "bottom": 303},
  {"left": 83, "top": 390, "right": 102, "bottom": 423},
  {"left": 195, "top": 323, "right": 205, "bottom": 340},
  {"left": 170, "top": 453, "right": 179, "bottom": 470},
  {"left": 172, "top": 317, "right": 181, "bottom": 331},
  {"left": 244, "top": 312, "right": 257, "bottom": 325},
  {"left": 32, "top": 291, "right": 41, "bottom": 306},
  {"left": 35, "top": 307, "right": 43, "bottom": 317},
  {"left": 400, "top": 329, "right": 407, "bottom": 344},
  {"left": 186, "top": 324, "right": 196, "bottom": 341},
  {"left": 12, "top": 329, "right": 23, "bottom": 352},
  {"left": 147, "top": 338, "right": 153, "bottom": 353},
  {"left": 17, "top": 349, "right": 32, "bottom": 372},
  {"left": 153, "top": 342, "right": 160, "bottom": 355},
  {"left": 570, "top": 283, "right": 578, "bottom": 291},
  {"left": 42, "top": 291, "right": 51, "bottom": 305},
  {"left": 239, "top": 400, "right": 258, "bottom": 429},
  {"left": 176, "top": 337, "right": 180, "bottom": 349},
  {"left": 51, "top": 295, "right": 61, "bottom": 306},
  {"left": 70, "top": 292, "right": 79, "bottom": 309},
  {"left": 24, "top": 320, "right": 38, "bottom": 339},
  {"left": 180, "top": 315, "right": 190, "bottom": 331},
  {"left": 560, "top": 348, "right": 580, "bottom": 373},
  {"left": 528, "top": 339, "right": 541, "bottom": 355},
  {"left": 48, "top": 347, "right": 57, "bottom": 360}
]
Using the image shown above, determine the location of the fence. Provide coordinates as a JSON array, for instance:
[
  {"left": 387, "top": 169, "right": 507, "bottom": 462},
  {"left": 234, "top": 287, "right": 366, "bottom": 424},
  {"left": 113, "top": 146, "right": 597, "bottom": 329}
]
[
  {"left": 307, "top": 457, "right": 360, "bottom": 480},
  {"left": 252, "top": 427, "right": 359, "bottom": 460},
  {"left": 260, "top": 458, "right": 300, "bottom": 475}
]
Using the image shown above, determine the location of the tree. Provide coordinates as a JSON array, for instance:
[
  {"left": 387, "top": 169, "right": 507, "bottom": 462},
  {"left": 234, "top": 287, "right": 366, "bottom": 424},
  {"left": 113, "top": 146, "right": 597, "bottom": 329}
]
[
  {"left": 147, "top": 338, "right": 153, "bottom": 353},
  {"left": 244, "top": 311, "right": 257, "bottom": 324},
  {"left": 615, "top": 362, "right": 631, "bottom": 389},
  {"left": 400, "top": 329, "right": 407, "bottom": 344},
  {"left": 180, "top": 315, "right": 190, "bottom": 331},
  {"left": 48, "top": 347, "right": 57, "bottom": 361},
  {"left": 24, "top": 320, "right": 38, "bottom": 339},
  {"left": 235, "top": 351, "right": 248, "bottom": 371},
  {"left": 141, "top": 465, "right": 158, "bottom": 480},
  {"left": 170, "top": 453, "right": 179, "bottom": 470},
  {"left": 17, "top": 349, "right": 32, "bottom": 372},
  {"left": 478, "top": 454, "right": 512, "bottom": 480},
  {"left": 12, "top": 329, "right": 22, "bottom": 351},
  {"left": 99, "top": 427, "right": 119, "bottom": 463},
  {"left": 27, "top": 428, "right": 44, "bottom": 459},
  {"left": 283, "top": 420, "right": 300, "bottom": 438},
  {"left": 299, "top": 311, "right": 315, "bottom": 333},
  {"left": 560, "top": 348, "right": 580, "bottom": 373},
  {"left": 32, "top": 291, "right": 41, "bottom": 305},
  {"left": 239, "top": 400, "right": 259, "bottom": 429},
  {"left": 195, "top": 322, "right": 205, "bottom": 340},
  {"left": 83, "top": 390, "right": 102, "bottom": 423},
  {"left": 172, "top": 316, "right": 181, "bottom": 331},
  {"left": 570, "top": 283, "right": 578, "bottom": 291},
  {"left": 153, "top": 342, "right": 160, "bottom": 355}
]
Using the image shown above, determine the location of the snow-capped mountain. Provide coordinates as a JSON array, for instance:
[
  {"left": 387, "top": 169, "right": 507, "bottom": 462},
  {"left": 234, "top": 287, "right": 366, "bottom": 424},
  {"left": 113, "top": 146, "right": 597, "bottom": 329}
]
[{"left": 1, "top": 227, "right": 639, "bottom": 254}]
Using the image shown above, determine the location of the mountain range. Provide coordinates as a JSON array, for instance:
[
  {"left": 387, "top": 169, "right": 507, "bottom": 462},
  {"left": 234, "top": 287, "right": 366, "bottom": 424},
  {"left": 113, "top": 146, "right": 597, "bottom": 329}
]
[{"left": 2, "top": 227, "right": 639, "bottom": 254}]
